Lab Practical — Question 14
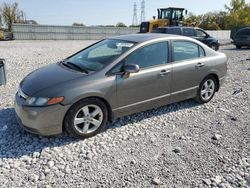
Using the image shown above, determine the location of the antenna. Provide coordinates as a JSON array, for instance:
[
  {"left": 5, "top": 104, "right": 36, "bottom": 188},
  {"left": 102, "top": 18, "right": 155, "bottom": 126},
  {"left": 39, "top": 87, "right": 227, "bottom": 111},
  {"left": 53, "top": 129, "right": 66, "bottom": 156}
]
[
  {"left": 132, "top": 2, "right": 138, "bottom": 26},
  {"left": 140, "top": 0, "right": 146, "bottom": 23}
]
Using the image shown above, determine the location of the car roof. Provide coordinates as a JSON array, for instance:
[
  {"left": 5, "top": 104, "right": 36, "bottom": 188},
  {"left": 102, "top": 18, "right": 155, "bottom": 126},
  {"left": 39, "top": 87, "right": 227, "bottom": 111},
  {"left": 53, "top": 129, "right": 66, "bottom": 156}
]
[
  {"left": 158, "top": 7, "right": 185, "bottom": 10},
  {"left": 110, "top": 33, "right": 184, "bottom": 43},
  {"left": 238, "top": 27, "right": 250, "bottom": 31}
]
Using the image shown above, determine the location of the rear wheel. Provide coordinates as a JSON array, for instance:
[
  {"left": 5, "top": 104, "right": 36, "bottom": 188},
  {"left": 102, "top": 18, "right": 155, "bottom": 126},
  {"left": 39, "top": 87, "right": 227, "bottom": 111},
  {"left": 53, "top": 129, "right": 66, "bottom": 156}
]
[
  {"left": 195, "top": 76, "right": 217, "bottom": 104},
  {"left": 236, "top": 45, "right": 242, "bottom": 49},
  {"left": 64, "top": 98, "right": 108, "bottom": 139}
]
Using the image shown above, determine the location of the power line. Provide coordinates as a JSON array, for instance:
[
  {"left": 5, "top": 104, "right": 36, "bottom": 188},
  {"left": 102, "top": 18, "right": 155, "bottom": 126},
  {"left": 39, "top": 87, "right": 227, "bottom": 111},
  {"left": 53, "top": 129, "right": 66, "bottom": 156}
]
[
  {"left": 132, "top": 2, "right": 138, "bottom": 26},
  {"left": 140, "top": 0, "right": 146, "bottom": 23}
]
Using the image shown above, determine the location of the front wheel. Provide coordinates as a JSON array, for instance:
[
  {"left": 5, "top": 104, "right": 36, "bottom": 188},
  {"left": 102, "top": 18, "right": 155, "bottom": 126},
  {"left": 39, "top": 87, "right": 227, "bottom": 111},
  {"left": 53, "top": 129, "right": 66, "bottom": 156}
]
[
  {"left": 211, "top": 43, "right": 219, "bottom": 51},
  {"left": 64, "top": 98, "right": 108, "bottom": 139},
  {"left": 195, "top": 76, "right": 217, "bottom": 104}
]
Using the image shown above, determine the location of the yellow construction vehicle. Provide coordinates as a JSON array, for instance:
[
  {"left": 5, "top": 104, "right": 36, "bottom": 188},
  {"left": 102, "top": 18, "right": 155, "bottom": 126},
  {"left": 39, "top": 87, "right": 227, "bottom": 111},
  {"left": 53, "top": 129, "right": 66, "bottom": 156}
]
[
  {"left": 0, "top": 30, "right": 4, "bottom": 40},
  {"left": 140, "top": 7, "right": 187, "bottom": 33}
]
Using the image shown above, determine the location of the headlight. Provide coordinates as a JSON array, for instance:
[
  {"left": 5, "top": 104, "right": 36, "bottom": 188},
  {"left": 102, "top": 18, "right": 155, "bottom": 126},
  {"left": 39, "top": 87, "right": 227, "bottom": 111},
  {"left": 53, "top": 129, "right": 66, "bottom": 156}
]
[{"left": 26, "top": 97, "right": 64, "bottom": 106}]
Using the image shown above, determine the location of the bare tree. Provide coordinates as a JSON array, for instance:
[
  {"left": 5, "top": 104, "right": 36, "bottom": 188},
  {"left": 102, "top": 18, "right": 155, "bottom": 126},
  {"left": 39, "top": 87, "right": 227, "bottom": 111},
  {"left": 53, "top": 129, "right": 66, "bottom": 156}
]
[{"left": 0, "top": 2, "right": 26, "bottom": 32}]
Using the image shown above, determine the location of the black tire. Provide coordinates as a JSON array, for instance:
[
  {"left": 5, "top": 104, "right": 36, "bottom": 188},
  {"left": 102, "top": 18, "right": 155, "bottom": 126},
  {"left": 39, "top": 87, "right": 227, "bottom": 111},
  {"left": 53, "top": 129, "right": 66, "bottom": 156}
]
[
  {"left": 211, "top": 43, "right": 219, "bottom": 51},
  {"left": 236, "top": 45, "right": 242, "bottom": 49},
  {"left": 64, "top": 98, "right": 108, "bottom": 139},
  {"left": 195, "top": 76, "right": 217, "bottom": 104}
]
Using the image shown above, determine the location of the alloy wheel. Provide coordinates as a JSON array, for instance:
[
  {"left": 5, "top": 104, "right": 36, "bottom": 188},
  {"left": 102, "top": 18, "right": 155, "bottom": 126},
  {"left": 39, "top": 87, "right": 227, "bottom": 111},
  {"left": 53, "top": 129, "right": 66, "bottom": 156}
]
[
  {"left": 200, "top": 79, "right": 215, "bottom": 101},
  {"left": 74, "top": 104, "right": 103, "bottom": 134}
]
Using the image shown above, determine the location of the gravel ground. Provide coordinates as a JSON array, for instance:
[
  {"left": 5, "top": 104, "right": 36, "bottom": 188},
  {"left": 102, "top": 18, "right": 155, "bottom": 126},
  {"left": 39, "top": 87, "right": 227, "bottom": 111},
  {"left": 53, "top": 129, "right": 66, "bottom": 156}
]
[{"left": 0, "top": 40, "right": 249, "bottom": 188}]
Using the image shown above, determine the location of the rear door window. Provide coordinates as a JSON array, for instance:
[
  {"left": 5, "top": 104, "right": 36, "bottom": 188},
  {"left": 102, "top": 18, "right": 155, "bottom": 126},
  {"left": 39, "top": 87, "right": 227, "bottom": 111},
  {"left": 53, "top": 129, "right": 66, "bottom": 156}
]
[
  {"left": 183, "top": 28, "right": 196, "bottom": 36},
  {"left": 152, "top": 28, "right": 167, "bottom": 33},
  {"left": 173, "top": 41, "right": 205, "bottom": 61},
  {"left": 199, "top": 46, "right": 206, "bottom": 57},
  {"left": 167, "top": 28, "right": 182, "bottom": 35}
]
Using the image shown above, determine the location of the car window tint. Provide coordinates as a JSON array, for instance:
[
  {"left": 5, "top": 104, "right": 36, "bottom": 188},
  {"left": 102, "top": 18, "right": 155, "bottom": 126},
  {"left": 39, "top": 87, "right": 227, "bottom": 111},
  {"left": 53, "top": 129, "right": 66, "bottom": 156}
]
[
  {"left": 111, "top": 63, "right": 123, "bottom": 74},
  {"left": 152, "top": 28, "right": 166, "bottom": 33},
  {"left": 237, "top": 28, "right": 250, "bottom": 35},
  {"left": 199, "top": 46, "right": 206, "bottom": 57},
  {"left": 68, "top": 39, "right": 135, "bottom": 72},
  {"left": 183, "top": 28, "right": 196, "bottom": 36},
  {"left": 196, "top": 29, "right": 207, "bottom": 37},
  {"left": 246, "top": 29, "right": 250, "bottom": 35},
  {"left": 124, "top": 42, "right": 169, "bottom": 69},
  {"left": 167, "top": 28, "right": 182, "bottom": 35},
  {"left": 88, "top": 44, "right": 122, "bottom": 58},
  {"left": 173, "top": 41, "right": 200, "bottom": 61}
]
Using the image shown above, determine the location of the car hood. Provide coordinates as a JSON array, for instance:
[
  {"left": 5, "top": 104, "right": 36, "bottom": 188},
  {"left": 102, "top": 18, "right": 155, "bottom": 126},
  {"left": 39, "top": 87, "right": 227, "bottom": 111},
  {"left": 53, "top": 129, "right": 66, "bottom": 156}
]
[{"left": 20, "top": 63, "right": 86, "bottom": 96}]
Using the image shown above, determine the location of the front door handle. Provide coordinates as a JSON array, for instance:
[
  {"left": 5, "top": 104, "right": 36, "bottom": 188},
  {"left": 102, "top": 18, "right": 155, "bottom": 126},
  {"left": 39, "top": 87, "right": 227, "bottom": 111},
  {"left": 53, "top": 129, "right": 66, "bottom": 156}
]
[
  {"left": 195, "top": 62, "right": 205, "bottom": 68},
  {"left": 159, "top": 69, "right": 171, "bottom": 77}
]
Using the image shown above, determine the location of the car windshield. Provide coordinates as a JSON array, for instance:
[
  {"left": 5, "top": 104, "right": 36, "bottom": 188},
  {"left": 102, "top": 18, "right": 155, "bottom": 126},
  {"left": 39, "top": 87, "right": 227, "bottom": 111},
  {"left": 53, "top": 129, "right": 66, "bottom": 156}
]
[
  {"left": 65, "top": 39, "right": 135, "bottom": 72},
  {"left": 237, "top": 28, "right": 250, "bottom": 36},
  {"left": 159, "top": 9, "right": 172, "bottom": 19}
]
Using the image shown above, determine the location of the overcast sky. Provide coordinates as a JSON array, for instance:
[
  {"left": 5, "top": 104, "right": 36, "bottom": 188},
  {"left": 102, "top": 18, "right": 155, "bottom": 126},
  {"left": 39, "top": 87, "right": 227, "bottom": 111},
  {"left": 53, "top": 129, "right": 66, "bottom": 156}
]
[{"left": 1, "top": 0, "right": 250, "bottom": 26}]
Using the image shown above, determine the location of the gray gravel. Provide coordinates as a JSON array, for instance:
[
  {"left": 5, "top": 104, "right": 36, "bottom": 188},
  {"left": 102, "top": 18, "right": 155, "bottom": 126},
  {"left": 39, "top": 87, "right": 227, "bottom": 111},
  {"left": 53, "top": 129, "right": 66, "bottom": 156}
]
[{"left": 0, "top": 40, "right": 249, "bottom": 187}]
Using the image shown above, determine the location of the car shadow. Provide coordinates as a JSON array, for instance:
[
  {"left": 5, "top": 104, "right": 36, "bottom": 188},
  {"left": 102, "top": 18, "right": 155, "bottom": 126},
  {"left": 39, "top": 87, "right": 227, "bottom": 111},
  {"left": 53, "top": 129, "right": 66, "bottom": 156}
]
[
  {"left": 0, "top": 99, "right": 199, "bottom": 159},
  {"left": 0, "top": 108, "right": 76, "bottom": 159},
  {"left": 223, "top": 47, "right": 250, "bottom": 51},
  {"left": 109, "top": 99, "right": 199, "bottom": 128}
]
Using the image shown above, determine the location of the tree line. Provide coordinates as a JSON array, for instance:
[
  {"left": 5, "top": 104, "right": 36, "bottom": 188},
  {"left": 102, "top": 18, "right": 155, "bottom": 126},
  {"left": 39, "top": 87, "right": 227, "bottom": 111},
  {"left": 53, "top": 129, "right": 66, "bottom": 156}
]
[{"left": 185, "top": 0, "right": 250, "bottom": 30}]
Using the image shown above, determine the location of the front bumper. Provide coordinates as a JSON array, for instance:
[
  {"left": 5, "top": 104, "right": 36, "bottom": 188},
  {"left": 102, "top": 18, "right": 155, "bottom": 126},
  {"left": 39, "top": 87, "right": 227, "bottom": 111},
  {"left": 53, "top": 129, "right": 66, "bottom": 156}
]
[{"left": 15, "top": 93, "right": 71, "bottom": 136}]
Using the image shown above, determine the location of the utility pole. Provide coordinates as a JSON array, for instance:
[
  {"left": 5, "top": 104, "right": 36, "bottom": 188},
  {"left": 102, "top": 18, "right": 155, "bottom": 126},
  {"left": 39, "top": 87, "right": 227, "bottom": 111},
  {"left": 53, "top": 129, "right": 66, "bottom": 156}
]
[
  {"left": 140, "top": 0, "right": 146, "bottom": 23},
  {"left": 132, "top": 2, "right": 138, "bottom": 26}
]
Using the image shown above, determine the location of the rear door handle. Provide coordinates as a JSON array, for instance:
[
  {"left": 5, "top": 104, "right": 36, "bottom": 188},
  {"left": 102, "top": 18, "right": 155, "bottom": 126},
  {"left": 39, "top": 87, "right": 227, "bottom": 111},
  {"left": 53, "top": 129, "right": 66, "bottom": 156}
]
[
  {"left": 195, "top": 62, "right": 205, "bottom": 68},
  {"left": 159, "top": 69, "right": 171, "bottom": 77}
]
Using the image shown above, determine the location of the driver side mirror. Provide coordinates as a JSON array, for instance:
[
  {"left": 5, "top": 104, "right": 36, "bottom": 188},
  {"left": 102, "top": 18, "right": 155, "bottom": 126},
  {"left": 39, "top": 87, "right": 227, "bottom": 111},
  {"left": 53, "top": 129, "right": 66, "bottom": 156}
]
[
  {"left": 122, "top": 64, "right": 140, "bottom": 78},
  {"left": 123, "top": 64, "right": 140, "bottom": 74}
]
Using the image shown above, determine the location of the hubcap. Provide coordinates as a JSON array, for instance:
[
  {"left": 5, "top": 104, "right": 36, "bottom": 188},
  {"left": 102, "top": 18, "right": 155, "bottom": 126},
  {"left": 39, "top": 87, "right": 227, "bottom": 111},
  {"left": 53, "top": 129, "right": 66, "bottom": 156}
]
[
  {"left": 201, "top": 79, "right": 215, "bottom": 101},
  {"left": 74, "top": 105, "right": 103, "bottom": 134}
]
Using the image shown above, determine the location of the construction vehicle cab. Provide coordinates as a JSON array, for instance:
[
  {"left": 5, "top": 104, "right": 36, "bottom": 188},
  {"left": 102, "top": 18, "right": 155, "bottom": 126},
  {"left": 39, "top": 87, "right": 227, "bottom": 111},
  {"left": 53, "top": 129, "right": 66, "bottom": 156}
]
[{"left": 140, "top": 7, "right": 186, "bottom": 33}]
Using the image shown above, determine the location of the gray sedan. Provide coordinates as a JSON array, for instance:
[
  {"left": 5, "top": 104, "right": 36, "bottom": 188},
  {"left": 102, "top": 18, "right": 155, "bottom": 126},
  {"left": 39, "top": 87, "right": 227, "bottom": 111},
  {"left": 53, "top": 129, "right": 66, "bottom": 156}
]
[{"left": 15, "top": 34, "right": 227, "bottom": 139}]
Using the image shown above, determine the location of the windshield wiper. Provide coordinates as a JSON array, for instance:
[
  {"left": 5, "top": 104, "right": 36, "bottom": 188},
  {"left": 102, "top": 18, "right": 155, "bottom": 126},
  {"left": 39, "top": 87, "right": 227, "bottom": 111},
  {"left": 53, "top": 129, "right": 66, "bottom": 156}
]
[{"left": 63, "top": 61, "right": 89, "bottom": 74}]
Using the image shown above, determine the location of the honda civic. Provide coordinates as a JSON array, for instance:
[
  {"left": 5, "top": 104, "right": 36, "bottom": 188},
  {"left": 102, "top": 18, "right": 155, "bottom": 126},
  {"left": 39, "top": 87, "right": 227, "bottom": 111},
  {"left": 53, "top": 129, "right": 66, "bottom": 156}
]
[{"left": 15, "top": 34, "right": 227, "bottom": 139}]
